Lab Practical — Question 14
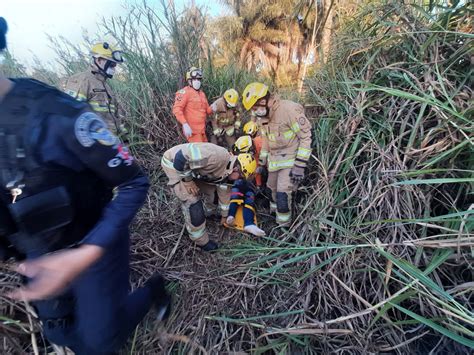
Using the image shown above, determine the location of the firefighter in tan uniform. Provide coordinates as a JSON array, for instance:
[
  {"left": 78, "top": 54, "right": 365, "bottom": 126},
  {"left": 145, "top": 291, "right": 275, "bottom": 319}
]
[
  {"left": 63, "top": 42, "right": 125, "bottom": 134},
  {"left": 161, "top": 143, "right": 256, "bottom": 251},
  {"left": 242, "top": 82, "right": 312, "bottom": 226},
  {"left": 210, "top": 89, "right": 242, "bottom": 148}
]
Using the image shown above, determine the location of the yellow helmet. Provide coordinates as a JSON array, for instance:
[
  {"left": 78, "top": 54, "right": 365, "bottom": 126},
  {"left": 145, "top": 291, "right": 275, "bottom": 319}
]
[
  {"left": 237, "top": 153, "right": 257, "bottom": 179},
  {"left": 243, "top": 121, "right": 258, "bottom": 137},
  {"left": 186, "top": 66, "right": 203, "bottom": 81},
  {"left": 242, "top": 82, "right": 269, "bottom": 110},
  {"left": 91, "top": 42, "right": 124, "bottom": 63},
  {"left": 223, "top": 88, "right": 239, "bottom": 107},
  {"left": 233, "top": 135, "right": 253, "bottom": 154}
]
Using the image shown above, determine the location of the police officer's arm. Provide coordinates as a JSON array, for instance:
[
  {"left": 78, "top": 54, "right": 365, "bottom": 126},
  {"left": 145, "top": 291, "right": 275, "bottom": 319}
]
[
  {"left": 58, "top": 112, "right": 150, "bottom": 249},
  {"left": 292, "top": 112, "right": 312, "bottom": 168},
  {"left": 172, "top": 89, "right": 189, "bottom": 125},
  {"left": 9, "top": 111, "right": 149, "bottom": 302}
]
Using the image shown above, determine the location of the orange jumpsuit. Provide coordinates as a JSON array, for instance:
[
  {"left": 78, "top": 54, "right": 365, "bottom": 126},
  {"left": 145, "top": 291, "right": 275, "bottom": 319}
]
[
  {"left": 253, "top": 135, "right": 263, "bottom": 187},
  {"left": 172, "top": 86, "right": 213, "bottom": 143}
]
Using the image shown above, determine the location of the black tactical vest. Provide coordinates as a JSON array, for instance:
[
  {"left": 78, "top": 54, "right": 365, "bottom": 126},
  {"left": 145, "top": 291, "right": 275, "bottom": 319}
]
[{"left": 0, "top": 78, "right": 112, "bottom": 255}]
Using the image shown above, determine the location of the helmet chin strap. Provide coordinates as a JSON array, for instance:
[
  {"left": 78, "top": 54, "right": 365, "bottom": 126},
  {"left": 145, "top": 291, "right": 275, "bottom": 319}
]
[{"left": 93, "top": 58, "right": 113, "bottom": 79}]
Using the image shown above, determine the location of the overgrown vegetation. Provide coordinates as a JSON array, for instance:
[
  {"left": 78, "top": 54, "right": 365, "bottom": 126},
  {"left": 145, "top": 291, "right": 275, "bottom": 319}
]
[{"left": 0, "top": 0, "right": 472, "bottom": 354}]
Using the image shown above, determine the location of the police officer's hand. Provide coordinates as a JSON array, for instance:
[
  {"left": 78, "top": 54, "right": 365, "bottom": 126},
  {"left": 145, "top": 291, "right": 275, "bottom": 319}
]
[
  {"left": 290, "top": 165, "right": 305, "bottom": 184},
  {"left": 181, "top": 180, "right": 199, "bottom": 196},
  {"left": 7, "top": 245, "right": 103, "bottom": 301}
]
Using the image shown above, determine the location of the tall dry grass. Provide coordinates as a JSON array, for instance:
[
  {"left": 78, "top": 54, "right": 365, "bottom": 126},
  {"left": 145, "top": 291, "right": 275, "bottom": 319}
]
[{"left": 0, "top": 0, "right": 472, "bottom": 354}]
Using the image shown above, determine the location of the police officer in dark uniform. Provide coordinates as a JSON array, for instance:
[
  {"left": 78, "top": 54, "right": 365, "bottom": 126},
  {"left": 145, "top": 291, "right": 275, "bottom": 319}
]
[{"left": 0, "top": 17, "right": 170, "bottom": 354}]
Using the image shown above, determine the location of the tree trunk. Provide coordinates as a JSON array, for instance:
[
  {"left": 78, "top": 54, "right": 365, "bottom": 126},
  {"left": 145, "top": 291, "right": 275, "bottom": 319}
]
[
  {"left": 321, "top": 0, "right": 336, "bottom": 63},
  {"left": 298, "top": 1, "right": 319, "bottom": 93}
]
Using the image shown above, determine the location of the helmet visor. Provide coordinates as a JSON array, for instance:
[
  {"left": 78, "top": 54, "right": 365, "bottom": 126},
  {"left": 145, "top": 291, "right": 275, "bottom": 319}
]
[
  {"left": 112, "top": 50, "right": 124, "bottom": 63},
  {"left": 190, "top": 68, "right": 203, "bottom": 79}
]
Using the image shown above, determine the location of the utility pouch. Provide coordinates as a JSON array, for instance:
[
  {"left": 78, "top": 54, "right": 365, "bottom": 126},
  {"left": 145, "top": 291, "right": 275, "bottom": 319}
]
[{"left": 8, "top": 186, "right": 73, "bottom": 236}]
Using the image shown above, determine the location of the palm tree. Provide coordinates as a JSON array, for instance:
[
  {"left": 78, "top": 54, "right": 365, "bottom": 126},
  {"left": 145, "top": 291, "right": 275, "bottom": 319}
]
[{"left": 213, "top": 0, "right": 309, "bottom": 82}]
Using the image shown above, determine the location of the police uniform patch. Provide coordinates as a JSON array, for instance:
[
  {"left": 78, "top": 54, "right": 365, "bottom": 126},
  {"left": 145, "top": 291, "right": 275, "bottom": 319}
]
[
  {"left": 75, "top": 112, "right": 119, "bottom": 147},
  {"left": 108, "top": 144, "right": 134, "bottom": 167}
]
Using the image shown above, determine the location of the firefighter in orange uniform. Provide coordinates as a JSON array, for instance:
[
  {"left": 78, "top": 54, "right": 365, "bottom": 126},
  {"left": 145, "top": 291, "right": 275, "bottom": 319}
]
[{"left": 172, "top": 67, "right": 213, "bottom": 143}]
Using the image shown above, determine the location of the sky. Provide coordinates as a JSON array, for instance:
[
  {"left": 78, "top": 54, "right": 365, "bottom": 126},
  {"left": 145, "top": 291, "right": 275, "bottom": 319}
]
[{"left": 1, "top": 0, "right": 225, "bottom": 70}]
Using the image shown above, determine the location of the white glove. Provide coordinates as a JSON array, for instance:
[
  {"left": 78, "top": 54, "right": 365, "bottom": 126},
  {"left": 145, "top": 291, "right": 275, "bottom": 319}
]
[
  {"left": 226, "top": 216, "right": 235, "bottom": 226},
  {"left": 182, "top": 123, "right": 193, "bottom": 138}
]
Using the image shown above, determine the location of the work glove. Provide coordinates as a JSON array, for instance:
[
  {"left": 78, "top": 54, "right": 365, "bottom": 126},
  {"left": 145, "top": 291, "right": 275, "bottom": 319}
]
[
  {"left": 226, "top": 215, "right": 235, "bottom": 226},
  {"left": 181, "top": 180, "right": 199, "bottom": 196},
  {"left": 182, "top": 123, "right": 193, "bottom": 138},
  {"left": 213, "top": 127, "right": 225, "bottom": 136},
  {"left": 290, "top": 165, "right": 305, "bottom": 184}
]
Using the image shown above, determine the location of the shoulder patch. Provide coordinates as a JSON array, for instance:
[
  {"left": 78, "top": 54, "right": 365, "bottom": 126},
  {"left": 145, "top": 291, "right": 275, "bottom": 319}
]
[
  {"left": 178, "top": 89, "right": 186, "bottom": 94},
  {"left": 298, "top": 116, "right": 307, "bottom": 126},
  {"left": 74, "top": 112, "right": 119, "bottom": 147}
]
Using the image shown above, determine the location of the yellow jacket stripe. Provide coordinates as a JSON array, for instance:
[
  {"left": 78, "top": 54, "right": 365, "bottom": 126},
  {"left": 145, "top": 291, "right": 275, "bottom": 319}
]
[
  {"left": 276, "top": 211, "right": 291, "bottom": 223},
  {"left": 189, "top": 143, "right": 202, "bottom": 161},
  {"left": 296, "top": 147, "right": 312, "bottom": 160},
  {"left": 65, "top": 90, "right": 87, "bottom": 102},
  {"left": 268, "top": 158, "right": 295, "bottom": 172},
  {"left": 161, "top": 156, "right": 192, "bottom": 179}
]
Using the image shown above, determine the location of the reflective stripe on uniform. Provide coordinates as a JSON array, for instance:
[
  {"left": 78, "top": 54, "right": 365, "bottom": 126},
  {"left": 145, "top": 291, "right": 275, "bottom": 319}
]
[
  {"left": 219, "top": 203, "right": 230, "bottom": 211},
  {"left": 260, "top": 150, "right": 268, "bottom": 158},
  {"left": 161, "top": 156, "right": 174, "bottom": 169},
  {"left": 283, "top": 129, "right": 295, "bottom": 140},
  {"left": 296, "top": 147, "right": 311, "bottom": 160},
  {"left": 189, "top": 143, "right": 202, "bottom": 161},
  {"left": 162, "top": 156, "right": 191, "bottom": 178},
  {"left": 225, "top": 127, "right": 235, "bottom": 136},
  {"left": 276, "top": 211, "right": 291, "bottom": 223},
  {"left": 268, "top": 158, "right": 295, "bottom": 172},
  {"left": 187, "top": 224, "right": 206, "bottom": 240},
  {"left": 66, "top": 90, "right": 87, "bottom": 102},
  {"left": 89, "top": 101, "right": 110, "bottom": 112},
  {"left": 291, "top": 122, "right": 300, "bottom": 133}
]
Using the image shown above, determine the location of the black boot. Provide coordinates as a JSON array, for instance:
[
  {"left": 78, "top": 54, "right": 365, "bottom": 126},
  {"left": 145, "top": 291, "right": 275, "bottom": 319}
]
[
  {"left": 145, "top": 274, "right": 172, "bottom": 321},
  {"left": 199, "top": 240, "right": 219, "bottom": 252}
]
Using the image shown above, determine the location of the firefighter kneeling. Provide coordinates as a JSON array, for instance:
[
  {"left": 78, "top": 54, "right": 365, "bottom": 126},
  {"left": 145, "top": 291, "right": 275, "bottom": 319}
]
[{"left": 161, "top": 143, "right": 258, "bottom": 251}]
